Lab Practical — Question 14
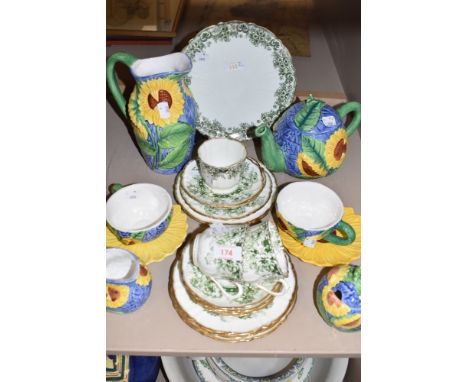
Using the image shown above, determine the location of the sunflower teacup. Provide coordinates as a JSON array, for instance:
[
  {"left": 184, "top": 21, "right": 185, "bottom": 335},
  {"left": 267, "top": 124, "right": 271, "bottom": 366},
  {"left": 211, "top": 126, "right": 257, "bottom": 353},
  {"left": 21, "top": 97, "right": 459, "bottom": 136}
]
[
  {"left": 106, "top": 183, "right": 173, "bottom": 245},
  {"left": 276, "top": 182, "right": 355, "bottom": 247}
]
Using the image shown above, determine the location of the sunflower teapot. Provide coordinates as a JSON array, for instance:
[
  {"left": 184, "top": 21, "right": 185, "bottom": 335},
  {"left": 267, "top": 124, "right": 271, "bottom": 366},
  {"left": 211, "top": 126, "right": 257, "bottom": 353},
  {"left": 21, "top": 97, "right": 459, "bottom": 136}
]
[
  {"left": 254, "top": 95, "right": 361, "bottom": 178},
  {"left": 106, "top": 52, "right": 196, "bottom": 174}
]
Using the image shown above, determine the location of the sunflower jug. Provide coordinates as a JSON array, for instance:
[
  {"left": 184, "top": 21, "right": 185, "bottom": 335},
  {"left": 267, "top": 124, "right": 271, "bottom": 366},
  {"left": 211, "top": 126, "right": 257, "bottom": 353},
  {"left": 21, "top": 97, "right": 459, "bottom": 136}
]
[
  {"left": 107, "top": 52, "right": 196, "bottom": 174},
  {"left": 254, "top": 95, "right": 361, "bottom": 178}
]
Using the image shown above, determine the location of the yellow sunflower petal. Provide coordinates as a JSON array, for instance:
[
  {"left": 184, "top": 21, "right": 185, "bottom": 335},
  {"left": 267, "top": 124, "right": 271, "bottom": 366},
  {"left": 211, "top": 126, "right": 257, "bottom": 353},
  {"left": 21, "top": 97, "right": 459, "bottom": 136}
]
[
  {"left": 325, "top": 128, "right": 348, "bottom": 169},
  {"left": 106, "top": 284, "right": 130, "bottom": 308},
  {"left": 327, "top": 265, "right": 350, "bottom": 287},
  {"left": 297, "top": 152, "right": 327, "bottom": 178},
  {"left": 332, "top": 314, "right": 361, "bottom": 330},
  {"left": 137, "top": 78, "right": 185, "bottom": 127},
  {"left": 129, "top": 89, "right": 149, "bottom": 140},
  {"left": 136, "top": 264, "right": 152, "bottom": 286},
  {"left": 106, "top": 205, "right": 188, "bottom": 264},
  {"left": 278, "top": 208, "right": 361, "bottom": 266}
]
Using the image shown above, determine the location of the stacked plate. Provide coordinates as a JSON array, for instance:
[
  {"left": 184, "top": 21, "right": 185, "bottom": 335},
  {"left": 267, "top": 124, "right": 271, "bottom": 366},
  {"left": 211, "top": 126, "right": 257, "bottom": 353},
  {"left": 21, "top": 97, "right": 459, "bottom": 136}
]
[
  {"left": 168, "top": 226, "right": 297, "bottom": 342},
  {"left": 174, "top": 157, "right": 277, "bottom": 224},
  {"left": 162, "top": 356, "right": 349, "bottom": 382},
  {"left": 198, "top": 357, "right": 315, "bottom": 382}
]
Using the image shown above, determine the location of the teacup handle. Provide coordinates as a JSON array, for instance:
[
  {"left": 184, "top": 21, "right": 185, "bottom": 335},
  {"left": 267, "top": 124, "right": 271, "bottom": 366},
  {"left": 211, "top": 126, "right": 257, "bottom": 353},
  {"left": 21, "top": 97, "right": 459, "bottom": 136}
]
[
  {"left": 254, "top": 279, "right": 288, "bottom": 296},
  {"left": 209, "top": 277, "right": 244, "bottom": 300},
  {"left": 322, "top": 221, "right": 356, "bottom": 245},
  {"left": 336, "top": 101, "right": 361, "bottom": 137},
  {"left": 106, "top": 52, "right": 138, "bottom": 117},
  {"left": 109, "top": 183, "right": 124, "bottom": 194}
]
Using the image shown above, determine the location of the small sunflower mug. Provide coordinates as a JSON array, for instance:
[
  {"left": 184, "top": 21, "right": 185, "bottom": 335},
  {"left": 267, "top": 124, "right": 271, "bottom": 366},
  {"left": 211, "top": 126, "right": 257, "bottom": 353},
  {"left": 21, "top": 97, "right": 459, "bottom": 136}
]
[
  {"left": 276, "top": 182, "right": 355, "bottom": 248},
  {"left": 106, "top": 248, "right": 152, "bottom": 313}
]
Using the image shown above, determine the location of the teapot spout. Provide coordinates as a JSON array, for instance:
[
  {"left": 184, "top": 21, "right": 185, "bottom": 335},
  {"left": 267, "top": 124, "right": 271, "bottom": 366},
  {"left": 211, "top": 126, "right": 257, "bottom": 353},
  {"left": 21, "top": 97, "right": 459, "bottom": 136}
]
[{"left": 254, "top": 124, "right": 286, "bottom": 173}]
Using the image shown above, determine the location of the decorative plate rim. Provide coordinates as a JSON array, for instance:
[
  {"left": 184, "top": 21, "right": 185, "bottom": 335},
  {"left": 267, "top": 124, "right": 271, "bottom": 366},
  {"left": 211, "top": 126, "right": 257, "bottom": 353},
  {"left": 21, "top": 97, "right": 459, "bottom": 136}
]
[
  {"left": 179, "top": 169, "right": 273, "bottom": 219},
  {"left": 174, "top": 164, "right": 277, "bottom": 223},
  {"left": 168, "top": 257, "right": 298, "bottom": 343},
  {"left": 180, "top": 157, "right": 267, "bottom": 208},
  {"left": 180, "top": 239, "right": 283, "bottom": 315}
]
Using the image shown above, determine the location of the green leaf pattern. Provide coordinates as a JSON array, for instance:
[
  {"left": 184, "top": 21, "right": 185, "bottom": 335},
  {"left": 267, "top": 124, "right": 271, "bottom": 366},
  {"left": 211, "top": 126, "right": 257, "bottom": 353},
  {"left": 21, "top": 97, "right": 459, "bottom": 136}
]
[
  {"left": 301, "top": 135, "right": 329, "bottom": 171},
  {"left": 294, "top": 97, "right": 324, "bottom": 131}
]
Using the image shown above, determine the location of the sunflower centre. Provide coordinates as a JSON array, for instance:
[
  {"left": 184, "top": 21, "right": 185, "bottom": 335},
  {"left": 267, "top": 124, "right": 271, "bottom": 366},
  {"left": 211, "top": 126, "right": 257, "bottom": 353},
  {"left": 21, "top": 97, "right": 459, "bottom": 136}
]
[{"left": 334, "top": 139, "right": 347, "bottom": 160}]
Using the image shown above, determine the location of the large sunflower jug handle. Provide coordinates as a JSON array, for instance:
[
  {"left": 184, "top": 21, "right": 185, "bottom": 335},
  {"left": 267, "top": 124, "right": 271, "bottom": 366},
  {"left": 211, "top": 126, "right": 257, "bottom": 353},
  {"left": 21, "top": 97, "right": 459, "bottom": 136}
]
[
  {"left": 106, "top": 52, "right": 138, "bottom": 117},
  {"left": 336, "top": 102, "right": 361, "bottom": 137}
]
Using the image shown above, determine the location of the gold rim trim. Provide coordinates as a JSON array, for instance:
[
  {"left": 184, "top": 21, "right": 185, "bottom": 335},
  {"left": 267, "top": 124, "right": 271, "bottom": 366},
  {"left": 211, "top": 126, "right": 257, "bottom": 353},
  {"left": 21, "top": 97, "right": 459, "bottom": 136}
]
[
  {"left": 174, "top": 165, "right": 278, "bottom": 223},
  {"left": 178, "top": 173, "right": 272, "bottom": 219},
  {"left": 180, "top": 240, "right": 283, "bottom": 316},
  {"left": 180, "top": 157, "right": 267, "bottom": 209},
  {"left": 168, "top": 258, "right": 297, "bottom": 343}
]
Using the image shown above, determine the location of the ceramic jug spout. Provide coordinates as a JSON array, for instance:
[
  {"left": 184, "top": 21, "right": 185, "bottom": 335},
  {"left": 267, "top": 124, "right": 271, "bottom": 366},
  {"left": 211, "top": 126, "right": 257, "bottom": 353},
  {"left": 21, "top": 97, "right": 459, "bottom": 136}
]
[{"left": 254, "top": 124, "right": 286, "bottom": 172}]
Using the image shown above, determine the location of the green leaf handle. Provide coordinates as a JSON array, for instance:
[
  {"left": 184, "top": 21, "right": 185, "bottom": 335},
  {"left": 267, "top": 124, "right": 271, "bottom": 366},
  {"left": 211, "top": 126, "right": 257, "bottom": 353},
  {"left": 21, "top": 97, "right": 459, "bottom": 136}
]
[
  {"left": 336, "top": 101, "right": 361, "bottom": 137},
  {"left": 109, "top": 183, "right": 124, "bottom": 194},
  {"left": 106, "top": 52, "right": 138, "bottom": 117},
  {"left": 322, "top": 221, "right": 356, "bottom": 245}
]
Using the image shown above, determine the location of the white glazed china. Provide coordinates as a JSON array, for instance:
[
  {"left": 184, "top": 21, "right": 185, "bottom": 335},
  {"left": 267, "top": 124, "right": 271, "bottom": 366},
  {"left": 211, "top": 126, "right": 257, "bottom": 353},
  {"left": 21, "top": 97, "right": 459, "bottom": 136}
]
[
  {"left": 175, "top": 163, "right": 277, "bottom": 224},
  {"left": 181, "top": 243, "right": 278, "bottom": 308},
  {"left": 192, "top": 357, "right": 348, "bottom": 382},
  {"left": 161, "top": 357, "right": 201, "bottom": 382},
  {"left": 198, "top": 138, "right": 247, "bottom": 193},
  {"left": 276, "top": 182, "right": 343, "bottom": 231},
  {"left": 193, "top": 234, "right": 244, "bottom": 301},
  {"left": 217, "top": 357, "right": 297, "bottom": 378},
  {"left": 276, "top": 182, "right": 357, "bottom": 248},
  {"left": 242, "top": 221, "right": 288, "bottom": 284},
  {"left": 106, "top": 248, "right": 135, "bottom": 280},
  {"left": 170, "top": 255, "right": 296, "bottom": 334},
  {"left": 162, "top": 356, "right": 349, "bottom": 382},
  {"left": 182, "top": 21, "right": 296, "bottom": 141},
  {"left": 179, "top": 171, "right": 271, "bottom": 219},
  {"left": 193, "top": 222, "right": 288, "bottom": 293},
  {"left": 106, "top": 183, "right": 172, "bottom": 243},
  {"left": 208, "top": 357, "right": 313, "bottom": 382},
  {"left": 181, "top": 158, "right": 265, "bottom": 208}
]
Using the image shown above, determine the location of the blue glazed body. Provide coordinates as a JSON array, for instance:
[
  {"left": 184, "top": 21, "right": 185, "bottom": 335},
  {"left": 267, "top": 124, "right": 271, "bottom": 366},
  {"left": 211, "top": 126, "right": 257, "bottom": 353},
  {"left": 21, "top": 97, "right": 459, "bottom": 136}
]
[
  {"left": 106, "top": 251, "right": 152, "bottom": 314},
  {"left": 128, "top": 64, "right": 197, "bottom": 175},
  {"left": 274, "top": 102, "right": 344, "bottom": 178},
  {"left": 111, "top": 209, "right": 173, "bottom": 245},
  {"left": 316, "top": 265, "right": 361, "bottom": 332}
]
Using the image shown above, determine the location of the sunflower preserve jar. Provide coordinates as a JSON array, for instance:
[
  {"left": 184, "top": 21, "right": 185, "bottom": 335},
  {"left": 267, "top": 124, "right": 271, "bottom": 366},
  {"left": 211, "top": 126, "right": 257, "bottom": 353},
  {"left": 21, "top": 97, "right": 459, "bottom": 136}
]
[
  {"left": 315, "top": 264, "right": 361, "bottom": 332},
  {"left": 106, "top": 52, "right": 197, "bottom": 174}
]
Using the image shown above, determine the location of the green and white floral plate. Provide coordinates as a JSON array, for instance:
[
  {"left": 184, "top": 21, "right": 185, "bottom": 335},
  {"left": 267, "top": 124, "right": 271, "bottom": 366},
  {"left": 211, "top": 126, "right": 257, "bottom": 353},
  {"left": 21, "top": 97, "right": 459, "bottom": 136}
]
[
  {"left": 161, "top": 356, "right": 349, "bottom": 382},
  {"left": 181, "top": 158, "right": 266, "bottom": 208},
  {"left": 180, "top": 240, "right": 278, "bottom": 308},
  {"left": 170, "top": 255, "right": 296, "bottom": 338},
  {"left": 206, "top": 357, "right": 314, "bottom": 382},
  {"left": 175, "top": 163, "right": 277, "bottom": 224},
  {"left": 183, "top": 21, "right": 296, "bottom": 141}
]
